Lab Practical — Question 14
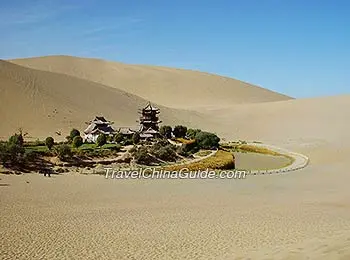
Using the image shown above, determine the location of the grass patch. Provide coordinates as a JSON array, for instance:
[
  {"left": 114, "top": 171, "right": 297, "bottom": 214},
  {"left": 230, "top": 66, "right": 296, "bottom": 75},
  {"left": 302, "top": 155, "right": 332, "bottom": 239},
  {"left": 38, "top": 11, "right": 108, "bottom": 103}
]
[
  {"left": 237, "top": 145, "right": 282, "bottom": 156},
  {"left": 221, "top": 143, "right": 296, "bottom": 170},
  {"left": 163, "top": 150, "right": 235, "bottom": 171},
  {"left": 78, "top": 143, "right": 97, "bottom": 150},
  {"left": 221, "top": 144, "right": 282, "bottom": 156},
  {"left": 75, "top": 143, "right": 121, "bottom": 151},
  {"left": 194, "top": 150, "right": 212, "bottom": 157},
  {"left": 174, "top": 138, "right": 196, "bottom": 145},
  {"left": 24, "top": 145, "right": 49, "bottom": 153},
  {"left": 73, "top": 143, "right": 122, "bottom": 157}
]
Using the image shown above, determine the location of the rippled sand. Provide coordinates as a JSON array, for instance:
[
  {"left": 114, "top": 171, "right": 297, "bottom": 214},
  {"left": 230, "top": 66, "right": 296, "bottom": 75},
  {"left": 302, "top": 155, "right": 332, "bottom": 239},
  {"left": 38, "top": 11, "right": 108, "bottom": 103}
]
[
  {"left": 1, "top": 160, "right": 350, "bottom": 259},
  {"left": 1, "top": 55, "right": 350, "bottom": 259}
]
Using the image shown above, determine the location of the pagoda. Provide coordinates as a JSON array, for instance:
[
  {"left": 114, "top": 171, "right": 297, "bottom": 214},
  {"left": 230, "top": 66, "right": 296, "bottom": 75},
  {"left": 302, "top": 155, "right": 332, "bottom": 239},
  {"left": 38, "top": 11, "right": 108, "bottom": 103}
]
[{"left": 137, "top": 102, "right": 162, "bottom": 139}]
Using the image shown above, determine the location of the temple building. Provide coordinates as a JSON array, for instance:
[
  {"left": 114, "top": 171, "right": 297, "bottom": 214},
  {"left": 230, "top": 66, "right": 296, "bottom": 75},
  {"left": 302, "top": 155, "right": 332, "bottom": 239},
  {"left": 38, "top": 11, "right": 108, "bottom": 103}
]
[
  {"left": 83, "top": 116, "right": 116, "bottom": 143},
  {"left": 117, "top": 127, "right": 137, "bottom": 138},
  {"left": 137, "top": 102, "right": 162, "bottom": 139}
]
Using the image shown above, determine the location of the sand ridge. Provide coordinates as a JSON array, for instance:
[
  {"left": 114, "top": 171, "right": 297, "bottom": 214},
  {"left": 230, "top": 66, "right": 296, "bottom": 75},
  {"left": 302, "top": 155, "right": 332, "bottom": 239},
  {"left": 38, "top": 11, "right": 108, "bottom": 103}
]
[
  {"left": 1, "top": 55, "right": 350, "bottom": 259},
  {"left": 0, "top": 60, "right": 218, "bottom": 140},
  {"left": 9, "top": 55, "right": 292, "bottom": 109}
]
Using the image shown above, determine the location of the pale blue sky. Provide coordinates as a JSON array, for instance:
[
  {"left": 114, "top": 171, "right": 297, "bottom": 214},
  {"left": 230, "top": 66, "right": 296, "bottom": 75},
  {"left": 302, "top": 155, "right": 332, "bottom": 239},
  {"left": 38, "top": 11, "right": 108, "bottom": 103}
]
[{"left": 1, "top": 0, "right": 349, "bottom": 98}]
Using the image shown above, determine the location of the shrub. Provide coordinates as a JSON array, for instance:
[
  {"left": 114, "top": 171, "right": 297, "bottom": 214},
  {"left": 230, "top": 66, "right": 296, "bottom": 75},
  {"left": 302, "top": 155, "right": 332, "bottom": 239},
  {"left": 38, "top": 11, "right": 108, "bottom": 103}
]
[
  {"left": 173, "top": 125, "right": 187, "bottom": 138},
  {"left": 195, "top": 131, "right": 220, "bottom": 149},
  {"left": 0, "top": 143, "right": 9, "bottom": 164},
  {"left": 122, "top": 139, "right": 133, "bottom": 146},
  {"left": 70, "top": 128, "right": 80, "bottom": 139},
  {"left": 160, "top": 125, "right": 172, "bottom": 139},
  {"left": 0, "top": 142, "right": 25, "bottom": 166},
  {"left": 54, "top": 144, "right": 73, "bottom": 161},
  {"left": 96, "top": 134, "right": 106, "bottom": 147},
  {"left": 0, "top": 132, "right": 26, "bottom": 166},
  {"left": 132, "top": 146, "right": 153, "bottom": 165},
  {"left": 149, "top": 140, "right": 177, "bottom": 161},
  {"left": 23, "top": 150, "right": 38, "bottom": 161},
  {"left": 151, "top": 139, "right": 170, "bottom": 150},
  {"left": 114, "top": 133, "right": 124, "bottom": 143},
  {"left": 72, "top": 136, "right": 83, "bottom": 148},
  {"left": 152, "top": 145, "right": 177, "bottom": 162},
  {"left": 9, "top": 133, "right": 24, "bottom": 146},
  {"left": 132, "top": 132, "right": 140, "bottom": 144},
  {"left": 186, "top": 128, "right": 201, "bottom": 139},
  {"left": 45, "top": 137, "right": 54, "bottom": 150},
  {"left": 177, "top": 141, "right": 200, "bottom": 157}
]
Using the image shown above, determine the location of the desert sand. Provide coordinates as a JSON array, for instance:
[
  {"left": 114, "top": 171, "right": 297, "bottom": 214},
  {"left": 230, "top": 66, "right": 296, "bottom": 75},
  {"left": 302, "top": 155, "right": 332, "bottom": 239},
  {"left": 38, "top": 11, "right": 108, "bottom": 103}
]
[
  {"left": 1, "top": 56, "right": 350, "bottom": 259},
  {"left": 10, "top": 55, "right": 292, "bottom": 109}
]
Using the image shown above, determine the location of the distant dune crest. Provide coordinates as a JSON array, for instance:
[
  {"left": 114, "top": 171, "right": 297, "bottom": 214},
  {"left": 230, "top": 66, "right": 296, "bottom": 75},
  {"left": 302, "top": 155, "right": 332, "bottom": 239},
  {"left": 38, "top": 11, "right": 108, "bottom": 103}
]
[
  {"left": 2, "top": 55, "right": 349, "bottom": 145},
  {"left": 10, "top": 55, "right": 292, "bottom": 108}
]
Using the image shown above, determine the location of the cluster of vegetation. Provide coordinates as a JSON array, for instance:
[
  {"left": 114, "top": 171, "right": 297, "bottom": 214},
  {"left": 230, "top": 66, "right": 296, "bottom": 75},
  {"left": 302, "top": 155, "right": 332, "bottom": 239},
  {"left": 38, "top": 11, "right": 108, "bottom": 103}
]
[
  {"left": 16, "top": 128, "right": 123, "bottom": 163},
  {"left": 130, "top": 139, "right": 178, "bottom": 165},
  {"left": 150, "top": 139, "right": 177, "bottom": 162},
  {"left": 160, "top": 125, "right": 220, "bottom": 149},
  {"left": 159, "top": 125, "right": 172, "bottom": 139},
  {"left": 164, "top": 150, "right": 235, "bottom": 171},
  {"left": 54, "top": 144, "right": 73, "bottom": 161},
  {"left": 130, "top": 146, "right": 153, "bottom": 165},
  {"left": 1, "top": 123, "right": 222, "bottom": 170},
  {"left": 0, "top": 132, "right": 27, "bottom": 167},
  {"left": 160, "top": 125, "right": 221, "bottom": 157}
]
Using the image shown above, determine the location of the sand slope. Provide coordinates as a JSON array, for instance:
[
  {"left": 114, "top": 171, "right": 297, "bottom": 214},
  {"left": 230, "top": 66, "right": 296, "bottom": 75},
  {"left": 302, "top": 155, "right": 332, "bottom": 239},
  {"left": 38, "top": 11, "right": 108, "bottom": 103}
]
[
  {"left": 1, "top": 55, "right": 350, "bottom": 259},
  {"left": 0, "top": 60, "right": 214, "bottom": 140},
  {"left": 10, "top": 55, "right": 292, "bottom": 109},
  {"left": 202, "top": 94, "right": 350, "bottom": 167}
]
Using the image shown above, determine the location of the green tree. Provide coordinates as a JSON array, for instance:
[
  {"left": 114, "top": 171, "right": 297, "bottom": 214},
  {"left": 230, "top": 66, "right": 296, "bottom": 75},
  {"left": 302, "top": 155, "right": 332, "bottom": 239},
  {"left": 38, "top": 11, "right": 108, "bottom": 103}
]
[
  {"left": 173, "top": 125, "right": 187, "bottom": 138},
  {"left": 0, "top": 132, "right": 26, "bottom": 166},
  {"left": 72, "top": 136, "right": 83, "bottom": 148},
  {"left": 186, "top": 128, "right": 201, "bottom": 139},
  {"left": 159, "top": 125, "right": 172, "bottom": 139},
  {"left": 96, "top": 134, "right": 106, "bottom": 147},
  {"left": 195, "top": 131, "right": 220, "bottom": 149},
  {"left": 45, "top": 137, "right": 54, "bottom": 150},
  {"left": 132, "top": 132, "right": 140, "bottom": 144}
]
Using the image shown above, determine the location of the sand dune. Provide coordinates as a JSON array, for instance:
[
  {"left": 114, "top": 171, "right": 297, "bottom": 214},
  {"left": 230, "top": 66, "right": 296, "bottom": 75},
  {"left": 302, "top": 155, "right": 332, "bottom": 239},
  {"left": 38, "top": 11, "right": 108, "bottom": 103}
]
[
  {"left": 202, "top": 95, "right": 350, "bottom": 166},
  {"left": 0, "top": 60, "right": 216, "bottom": 140},
  {"left": 10, "top": 55, "right": 292, "bottom": 109},
  {"left": 1, "top": 55, "right": 350, "bottom": 259}
]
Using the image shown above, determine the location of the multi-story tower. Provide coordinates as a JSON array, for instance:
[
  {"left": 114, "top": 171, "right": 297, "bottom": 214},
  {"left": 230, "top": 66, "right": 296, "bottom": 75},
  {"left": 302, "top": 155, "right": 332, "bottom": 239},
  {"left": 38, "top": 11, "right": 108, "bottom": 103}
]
[{"left": 137, "top": 102, "right": 162, "bottom": 139}]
